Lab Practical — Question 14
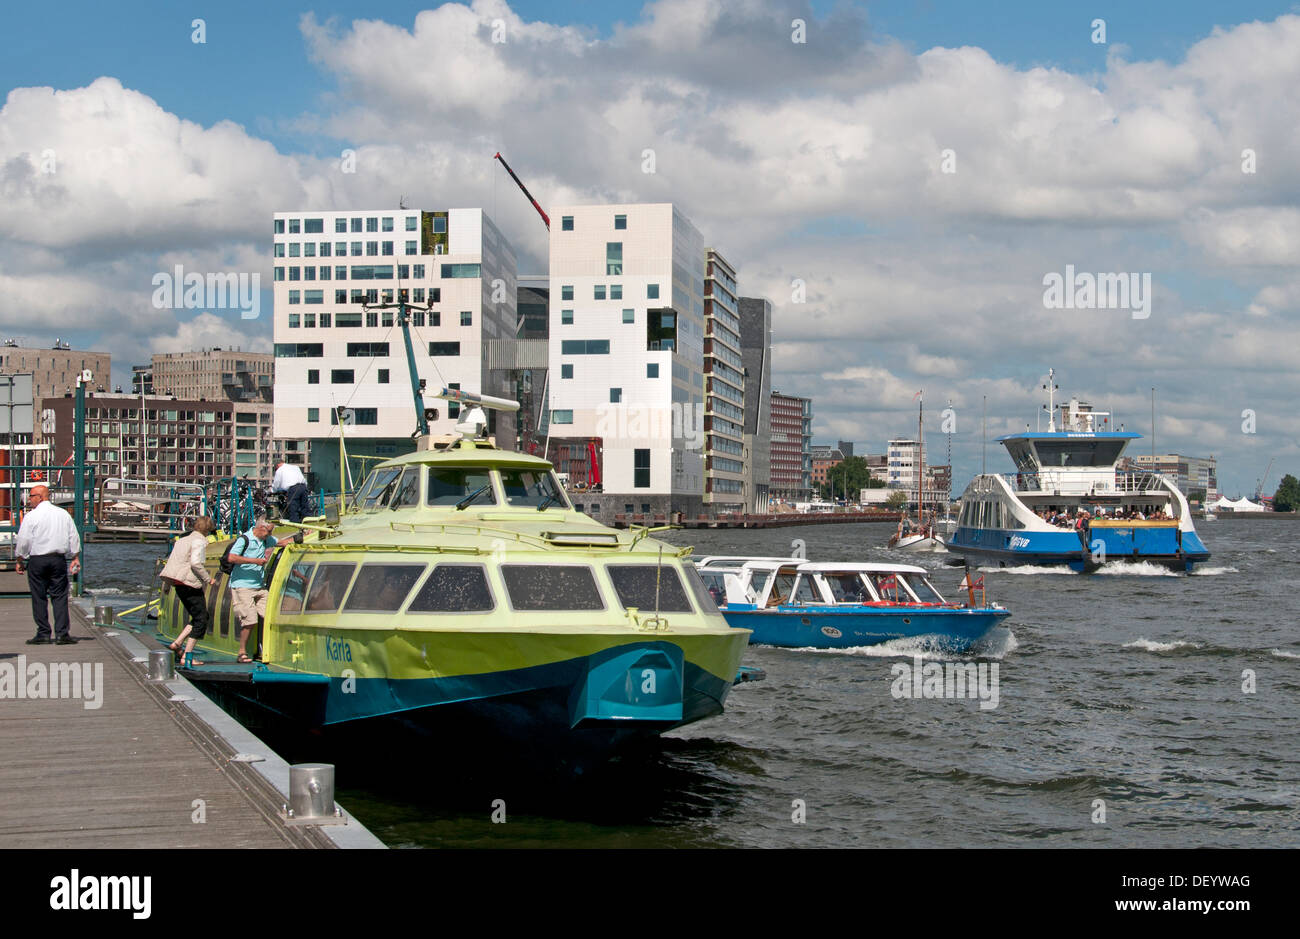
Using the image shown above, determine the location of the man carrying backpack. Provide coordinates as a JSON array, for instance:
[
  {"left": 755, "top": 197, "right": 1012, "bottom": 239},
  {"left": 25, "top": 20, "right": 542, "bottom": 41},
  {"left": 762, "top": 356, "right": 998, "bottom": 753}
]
[{"left": 225, "top": 516, "right": 279, "bottom": 663}]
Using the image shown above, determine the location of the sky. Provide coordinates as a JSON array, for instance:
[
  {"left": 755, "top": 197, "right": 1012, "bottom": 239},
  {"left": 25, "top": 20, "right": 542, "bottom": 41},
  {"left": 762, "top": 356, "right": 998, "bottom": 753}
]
[{"left": 2, "top": 0, "right": 1298, "bottom": 497}]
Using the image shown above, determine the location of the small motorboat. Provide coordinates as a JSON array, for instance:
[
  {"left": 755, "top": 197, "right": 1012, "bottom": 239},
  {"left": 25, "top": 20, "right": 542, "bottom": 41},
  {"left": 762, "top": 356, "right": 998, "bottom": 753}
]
[{"left": 695, "top": 557, "right": 1009, "bottom": 651}]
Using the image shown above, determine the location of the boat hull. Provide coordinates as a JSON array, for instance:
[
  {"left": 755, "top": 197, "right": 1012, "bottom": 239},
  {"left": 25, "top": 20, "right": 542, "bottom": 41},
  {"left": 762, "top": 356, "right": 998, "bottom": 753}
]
[
  {"left": 720, "top": 606, "right": 1010, "bottom": 651},
  {"left": 946, "top": 525, "right": 1210, "bottom": 572}
]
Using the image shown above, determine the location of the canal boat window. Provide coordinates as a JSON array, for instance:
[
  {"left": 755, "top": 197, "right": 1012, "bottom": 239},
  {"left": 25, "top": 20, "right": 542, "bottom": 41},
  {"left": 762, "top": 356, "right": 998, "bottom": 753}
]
[
  {"left": 279, "top": 561, "right": 317, "bottom": 613},
  {"left": 790, "top": 575, "right": 820, "bottom": 605},
  {"left": 501, "top": 565, "right": 604, "bottom": 610},
  {"left": 304, "top": 563, "right": 356, "bottom": 613},
  {"left": 354, "top": 467, "right": 402, "bottom": 510},
  {"left": 767, "top": 568, "right": 799, "bottom": 607},
  {"left": 607, "top": 565, "right": 693, "bottom": 613},
  {"left": 427, "top": 467, "right": 497, "bottom": 507},
  {"left": 344, "top": 564, "right": 426, "bottom": 612},
  {"left": 1033, "top": 439, "right": 1127, "bottom": 467},
  {"left": 898, "top": 574, "right": 943, "bottom": 603},
  {"left": 867, "top": 572, "right": 905, "bottom": 603},
  {"left": 389, "top": 467, "right": 421, "bottom": 509},
  {"left": 500, "top": 469, "right": 569, "bottom": 509},
  {"left": 829, "top": 573, "right": 869, "bottom": 604},
  {"left": 407, "top": 564, "right": 495, "bottom": 613},
  {"left": 694, "top": 569, "right": 727, "bottom": 608}
]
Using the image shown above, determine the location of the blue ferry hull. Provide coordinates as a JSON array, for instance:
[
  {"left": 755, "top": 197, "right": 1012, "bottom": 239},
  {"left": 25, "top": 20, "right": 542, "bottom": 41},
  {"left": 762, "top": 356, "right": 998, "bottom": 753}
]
[
  {"left": 947, "top": 526, "right": 1210, "bottom": 572},
  {"left": 720, "top": 606, "right": 1010, "bottom": 652}
]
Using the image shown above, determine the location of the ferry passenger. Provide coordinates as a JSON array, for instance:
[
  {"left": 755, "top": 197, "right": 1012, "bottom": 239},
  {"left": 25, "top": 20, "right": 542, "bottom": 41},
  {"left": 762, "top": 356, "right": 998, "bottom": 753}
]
[
  {"left": 227, "top": 516, "right": 280, "bottom": 664},
  {"left": 160, "top": 516, "right": 217, "bottom": 666}
]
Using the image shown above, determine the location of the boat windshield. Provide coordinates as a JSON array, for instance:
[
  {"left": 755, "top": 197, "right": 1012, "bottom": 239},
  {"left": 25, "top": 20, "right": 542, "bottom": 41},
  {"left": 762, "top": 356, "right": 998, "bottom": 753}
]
[
  {"left": 353, "top": 467, "right": 402, "bottom": 511},
  {"left": 826, "top": 573, "right": 871, "bottom": 604},
  {"left": 427, "top": 467, "right": 497, "bottom": 507},
  {"left": 500, "top": 469, "right": 569, "bottom": 509},
  {"left": 866, "top": 571, "right": 906, "bottom": 603},
  {"left": 899, "top": 574, "right": 944, "bottom": 603}
]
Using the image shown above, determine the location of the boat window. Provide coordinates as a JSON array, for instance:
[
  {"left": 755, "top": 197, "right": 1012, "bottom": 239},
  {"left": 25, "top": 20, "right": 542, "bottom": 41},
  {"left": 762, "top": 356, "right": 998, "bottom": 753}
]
[
  {"left": 790, "top": 575, "right": 820, "bottom": 604},
  {"left": 867, "top": 572, "right": 905, "bottom": 603},
  {"left": 501, "top": 469, "right": 569, "bottom": 509},
  {"left": 304, "top": 563, "right": 356, "bottom": 613},
  {"left": 767, "top": 569, "right": 798, "bottom": 607},
  {"left": 900, "top": 574, "right": 943, "bottom": 604},
  {"left": 389, "top": 467, "right": 421, "bottom": 509},
  {"left": 355, "top": 467, "right": 402, "bottom": 511},
  {"left": 695, "top": 570, "right": 727, "bottom": 608},
  {"left": 408, "top": 564, "right": 495, "bottom": 613},
  {"left": 501, "top": 565, "right": 603, "bottom": 610},
  {"left": 828, "top": 573, "right": 869, "bottom": 604},
  {"left": 278, "top": 560, "right": 316, "bottom": 614},
  {"left": 607, "top": 565, "right": 694, "bottom": 613},
  {"left": 344, "top": 563, "right": 426, "bottom": 612},
  {"left": 1033, "top": 439, "right": 1127, "bottom": 467},
  {"left": 427, "top": 467, "right": 497, "bottom": 507}
]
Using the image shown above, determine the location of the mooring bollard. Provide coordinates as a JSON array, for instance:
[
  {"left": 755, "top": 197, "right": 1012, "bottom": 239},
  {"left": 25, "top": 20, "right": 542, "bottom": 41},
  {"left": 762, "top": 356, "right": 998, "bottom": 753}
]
[
  {"left": 147, "top": 649, "right": 174, "bottom": 681},
  {"left": 287, "top": 763, "right": 338, "bottom": 821},
  {"left": 94, "top": 605, "right": 115, "bottom": 626}
]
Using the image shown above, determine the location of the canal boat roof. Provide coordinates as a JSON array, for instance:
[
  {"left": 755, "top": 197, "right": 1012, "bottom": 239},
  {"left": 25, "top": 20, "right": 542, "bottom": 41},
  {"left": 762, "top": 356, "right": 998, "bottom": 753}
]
[
  {"left": 995, "top": 432, "right": 1141, "bottom": 442},
  {"left": 793, "top": 561, "right": 930, "bottom": 575}
]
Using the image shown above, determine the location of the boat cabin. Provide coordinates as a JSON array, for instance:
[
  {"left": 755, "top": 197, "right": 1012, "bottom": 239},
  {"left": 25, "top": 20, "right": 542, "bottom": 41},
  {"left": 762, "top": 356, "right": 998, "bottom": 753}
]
[{"left": 695, "top": 559, "right": 954, "bottom": 610}]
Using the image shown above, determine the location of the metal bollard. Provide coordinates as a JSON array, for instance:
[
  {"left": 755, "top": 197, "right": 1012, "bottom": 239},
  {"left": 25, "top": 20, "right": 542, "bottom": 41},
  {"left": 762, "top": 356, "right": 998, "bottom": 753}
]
[
  {"left": 94, "top": 605, "right": 115, "bottom": 626},
  {"left": 147, "top": 649, "right": 174, "bottom": 681},
  {"left": 287, "top": 764, "right": 338, "bottom": 821}
]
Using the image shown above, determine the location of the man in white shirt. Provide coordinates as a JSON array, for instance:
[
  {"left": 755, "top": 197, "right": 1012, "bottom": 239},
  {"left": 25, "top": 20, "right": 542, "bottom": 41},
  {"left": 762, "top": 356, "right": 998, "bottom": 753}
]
[
  {"left": 15, "top": 485, "right": 82, "bottom": 645},
  {"left": 272, "top": 461, "right": 310, "bottom": 523}
]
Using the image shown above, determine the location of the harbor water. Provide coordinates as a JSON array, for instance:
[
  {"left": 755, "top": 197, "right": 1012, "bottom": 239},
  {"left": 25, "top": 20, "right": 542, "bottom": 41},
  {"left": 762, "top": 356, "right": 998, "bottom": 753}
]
[{"left": 82, "top": 519, "right": 1300, "bottom": 848}]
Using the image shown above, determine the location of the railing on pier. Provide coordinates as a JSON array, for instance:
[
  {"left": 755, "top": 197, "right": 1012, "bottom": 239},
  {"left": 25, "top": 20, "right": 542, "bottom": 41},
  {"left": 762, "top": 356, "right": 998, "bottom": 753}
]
[{"left": 95, "top": 477, "right": 208, "bottom": 533}]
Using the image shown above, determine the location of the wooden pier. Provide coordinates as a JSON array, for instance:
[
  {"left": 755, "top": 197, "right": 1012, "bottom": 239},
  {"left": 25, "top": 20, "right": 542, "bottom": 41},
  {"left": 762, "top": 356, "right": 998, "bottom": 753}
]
[{"left": 0, "top": 598, "right": 384, "bottom": 848}]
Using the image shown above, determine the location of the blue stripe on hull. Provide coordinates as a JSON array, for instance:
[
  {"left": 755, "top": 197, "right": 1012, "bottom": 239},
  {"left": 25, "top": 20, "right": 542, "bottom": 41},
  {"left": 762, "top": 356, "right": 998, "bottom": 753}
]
[
  {"left": 721, "top": 607, "right": 1009, "bottom": 651},
  {"left": 948, "top": 526, "right": 1210, "bottom": 571}
]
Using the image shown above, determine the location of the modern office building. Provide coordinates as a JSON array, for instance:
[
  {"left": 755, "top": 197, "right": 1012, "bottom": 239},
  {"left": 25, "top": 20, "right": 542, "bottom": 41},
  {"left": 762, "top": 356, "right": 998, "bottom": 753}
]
[
  {"left": 837, "top": 440, "right": 855, "bottom": 459},
  {"left": 702, "top": 249, "right": 746, "bottom": 510},
  {"left": 770, "top": 391, "right": 813, "bottom": 503},
  {"left": 546, "top": 203, "right": 707, "bottom": 518},
  {"left": 0, "top": 339, "right": 111, "bottom": 402},
  {"left": 151, "top": 349, "right": 273, "bottom": 404},
  {"left": 738, "top": 297, "right": 772, "bottom": 513},
  {"left": 887, "top": 437, "right": 924, "bottom": 491},
  {"left": 271, "top": 207, "right": 518, "bottom": 485},
  {"left": 1131, "top": 453, "right": 1218, "bottom": 501}
]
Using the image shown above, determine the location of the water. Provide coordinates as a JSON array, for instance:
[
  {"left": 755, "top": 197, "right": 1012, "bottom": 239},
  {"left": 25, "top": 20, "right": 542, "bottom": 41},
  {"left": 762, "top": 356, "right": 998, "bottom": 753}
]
[{"left": 78, "top": 521, "right": 1300, "bottom": 847}]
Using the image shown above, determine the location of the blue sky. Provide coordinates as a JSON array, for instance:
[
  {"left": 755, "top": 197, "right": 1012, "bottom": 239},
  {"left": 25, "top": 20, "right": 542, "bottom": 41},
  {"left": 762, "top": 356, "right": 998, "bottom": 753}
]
[{"left": 3, "top": 1, "right": 1299, "bottom": 496}]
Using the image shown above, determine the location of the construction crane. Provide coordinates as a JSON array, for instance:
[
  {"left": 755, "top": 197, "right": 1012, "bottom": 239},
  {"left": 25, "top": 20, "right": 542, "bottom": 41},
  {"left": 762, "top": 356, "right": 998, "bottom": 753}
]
[
  {"left": 493, "top": 152, "right": 550, "bottom": 230},
  {"left": 1255, "top": 457, "right": 1275, "bottom": 501}
]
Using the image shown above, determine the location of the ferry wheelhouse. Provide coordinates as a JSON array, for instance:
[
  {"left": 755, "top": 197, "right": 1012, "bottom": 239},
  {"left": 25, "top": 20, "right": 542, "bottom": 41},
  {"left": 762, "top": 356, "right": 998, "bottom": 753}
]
[
  {"left": 948, "top": 383, "right": 1210, "bottom": 572},
  {"left": 695, "top": 557, "right": 1009, "bottom": 651}
]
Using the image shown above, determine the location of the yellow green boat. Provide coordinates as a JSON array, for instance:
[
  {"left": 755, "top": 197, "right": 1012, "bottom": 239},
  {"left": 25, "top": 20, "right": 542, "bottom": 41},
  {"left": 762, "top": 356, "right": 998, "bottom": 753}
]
[{"left": 156, "top": 415, "right": 752, "bottom": 764}]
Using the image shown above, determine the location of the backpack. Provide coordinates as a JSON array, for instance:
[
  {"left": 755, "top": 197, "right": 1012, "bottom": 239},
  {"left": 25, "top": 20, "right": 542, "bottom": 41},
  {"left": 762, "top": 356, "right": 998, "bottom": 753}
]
[{"left": 219, "top": 535, "right": 250, "bottom": 575}]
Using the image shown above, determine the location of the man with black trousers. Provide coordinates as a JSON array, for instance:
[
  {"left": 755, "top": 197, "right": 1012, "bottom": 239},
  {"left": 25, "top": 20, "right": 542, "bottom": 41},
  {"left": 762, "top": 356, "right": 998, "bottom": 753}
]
[
  {"left": 272, "top": 461, "right": 310, "bottom": 524},
  {"left": 14, "top": 484, "right": 82, "bottom": 645}
]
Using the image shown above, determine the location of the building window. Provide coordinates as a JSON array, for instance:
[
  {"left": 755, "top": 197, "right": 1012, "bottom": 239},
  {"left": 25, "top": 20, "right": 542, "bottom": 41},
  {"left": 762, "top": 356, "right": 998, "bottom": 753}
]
[
  {"left": 366, "top": 241, "right": 378, "bottom": 256},
  {"left": 428, "top": 342, "right": 460, "bottom": 356},
  {"left": 304, "top": 313, "right": 316, "bottom": 327},
  {"left": 336, "top": 246, "right": 347, "bottom": 261},
  {"left": 331, "top": 369, "right": 355, "bottom": 384},
  {"left": 610, "top": 387, "right": 621, "bottom": 403},
  {"left": 606, "top": 242, "right": 622, "bottom": 275},
  {"left": 413, "top": 288, "right": 425, "bottom": 303},
  {"left": 378, "top": 369, "right": 389, "bottom": 384},
  {"left": 273, "top": 267, "right": 284, "bottom": 281},
  {"left": 611, "top": 284, "right": 622, "bottom": 299},
  {"left": 304, "top": 242, "right": 316, "bottom": 257},
  {"left": 289, "top": 266, "right": 300, "bottom": 281},
  {"left": 288, "top": 290, "right": 300, "bottom": 304},
  {"left": 634, "top": 449, "right": 650, "bottom": 488},
  {"left": 307, "top": 369, "right": 319, "bottom": 384},
  {"left": 614, "top": 214, "right": 627, "bottom": 230},
  {"left": 320, "top": 242, "right": 331, "bottom": 257},
  {"left": 318, "top": 266, "right": 330, "bottom": 281},
  {"left": 561, "top": 309, "right": 573, "bottom": 325},
  {"left": 307, "top": 408, "right": 319, "bottom": 422},
  {"left": 559, "top": 340, "right": 610, "bottom": 355},
  {"left": 335, "top": 290, "right": 347, "bottom": 303},
  {"left": 347, "top": 342, "right": 390, "bottom": 357},
  {"left": 594, "top": 285, "right": 606, "bottom": 300},
  {"left": 288, "top": 314, "right": 300, "bottom": 327},
  {"left": 561, "top": 216, "right": 574, "bottom": 231},
  {"left": 304, "top": 289, "right": 323, "bottom": 304},
  {"left": 552, "top": 410, "right": 573, "bottom": 424},
  {"left": 441, "top": 263, "right": 481, "bottom": 279},
  {"left": 366, "top": 217, "right": 378, "bottom": 233},
  {"left": 382, "top": 241, "right": 394, "bottom": 256},
  {"left": 414, "top": 265, "right": 427, "bottom": 280},
  {"left": 320, "top": 313, "right": 331, "bottom": 327},
  {"left": 561, "top": 285, "right": 573, "bottom": 301},
  {"left": 382, "top": 217, "right": 394, "bottom": 232},
  {"left": 460, "top": 311, "right": 472, "bottom": 326},
  {"left": 647, "top": 284, "right": 659, "bottom": 299},
  {"left": 622, "top": 308, "right": 634, "bottom": 323},
  {"left": 289, "top": 219, "right": 301, "bottom": 234},
  {"left": 289, "top": 243, "right": 300, "bottom": 257},
  {"left": 647, "top": 363, "right": 659, "bottom": 378},
  {"left": 351, "top": 218, "right": 362, "bottom": 232},
  {"left": 274, "top": 219, "right": 285, "bottom": 234},
  {"left": 406, "top": 216, "right": 418, "bottom": 231},
  {"left": 336, "top": 219, "right": 347, "bottom": 233},
  {"left": 561, "top": 363, "right": 573, "bottom": 379},
  {"left": 366, "top": 311, "right": 378, "bottom": 327}
]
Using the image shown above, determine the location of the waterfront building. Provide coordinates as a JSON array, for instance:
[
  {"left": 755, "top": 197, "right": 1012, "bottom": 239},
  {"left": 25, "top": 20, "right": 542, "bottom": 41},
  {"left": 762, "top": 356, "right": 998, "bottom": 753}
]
[
  {"left": 270, "top": 208, "right": 518, "bottom": 486},
  {"left": 811, "top": 446, "right": 844, "bottom": 488},
  {"left": 703, "top": 249, "right": 746, "bottom": 511},
  {"left": 770, "top": 391, "right": 813, "bottom": 503},
  {"left": 546, "top": 203, "right": 707, "bottom": 518},
  {"left": 887, "top": 437, "right": 924, "bottom": 491},
  {"left": 0, "top": 339, "right": 111, "bottom": 402},
  {"left": 738, "top": 297, "right": 772, "bottom": 513},
  {"left": 1130, "top": 453, "right": 1218, "bottom": 502}
]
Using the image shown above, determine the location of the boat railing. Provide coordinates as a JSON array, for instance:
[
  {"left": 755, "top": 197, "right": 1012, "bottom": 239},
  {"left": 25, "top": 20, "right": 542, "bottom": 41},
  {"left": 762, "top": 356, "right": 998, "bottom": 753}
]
[{"left": 1114, "top": 472, "right": 1167, "bottom": 493}]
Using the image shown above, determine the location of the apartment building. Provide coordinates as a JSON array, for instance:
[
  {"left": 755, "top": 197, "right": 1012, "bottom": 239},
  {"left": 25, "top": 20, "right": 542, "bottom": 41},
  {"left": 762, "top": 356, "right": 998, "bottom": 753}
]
[{"left": 770, "top": 391, "right": 813, "bottom": 503}]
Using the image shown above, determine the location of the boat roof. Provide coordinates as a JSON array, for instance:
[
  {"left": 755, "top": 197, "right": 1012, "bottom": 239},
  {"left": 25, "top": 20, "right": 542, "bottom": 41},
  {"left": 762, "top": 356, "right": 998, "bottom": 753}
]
[
  {"left": 695, "top": 555, "right": 805, "bottom": 567},
  {"left": 700, "top": 558, "right": 929, "bottom": 575},
  {"left": 996, "top": 432, "right": 1141, "bottom": 442},
  {"left": 376, "top": 440, "right": 554, "bottom": 470}
]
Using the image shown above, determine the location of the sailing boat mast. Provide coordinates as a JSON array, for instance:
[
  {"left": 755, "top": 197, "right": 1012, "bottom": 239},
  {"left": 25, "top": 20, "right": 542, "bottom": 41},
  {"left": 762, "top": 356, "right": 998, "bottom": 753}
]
[{"left": 917, "top": 391, "right": 924, "bottom": 524}]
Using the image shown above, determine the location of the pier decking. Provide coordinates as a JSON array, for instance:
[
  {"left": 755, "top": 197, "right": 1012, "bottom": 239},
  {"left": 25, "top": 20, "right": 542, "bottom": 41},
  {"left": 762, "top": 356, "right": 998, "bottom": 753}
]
[{"left": 0, "top": 598, "right": 383, "bottom": 848}]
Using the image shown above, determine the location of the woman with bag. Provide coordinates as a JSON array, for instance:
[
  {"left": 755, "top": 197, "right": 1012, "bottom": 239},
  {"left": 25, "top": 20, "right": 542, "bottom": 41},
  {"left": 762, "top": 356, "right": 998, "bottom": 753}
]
[{"left": 159, "top": 517, "right": 216, "bottom": 667}]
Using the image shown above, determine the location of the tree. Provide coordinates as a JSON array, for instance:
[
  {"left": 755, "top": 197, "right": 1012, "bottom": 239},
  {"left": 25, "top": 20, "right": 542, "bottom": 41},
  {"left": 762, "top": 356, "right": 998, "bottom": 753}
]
[
  {"left": 817, "top": 455, "right": 883, "bottom": 501},
  {"left": 1273, "top": 474, "right": 1300, "bottom": 512},
  {"left": 884, "top": 490, "right": 909, "bottom": 509}
]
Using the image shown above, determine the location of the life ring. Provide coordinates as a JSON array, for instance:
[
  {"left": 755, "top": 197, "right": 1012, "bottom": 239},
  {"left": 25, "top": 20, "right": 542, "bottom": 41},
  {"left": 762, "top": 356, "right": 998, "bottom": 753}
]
[{"left": 29, "top": 470, "right": 44, "bottom": 481}]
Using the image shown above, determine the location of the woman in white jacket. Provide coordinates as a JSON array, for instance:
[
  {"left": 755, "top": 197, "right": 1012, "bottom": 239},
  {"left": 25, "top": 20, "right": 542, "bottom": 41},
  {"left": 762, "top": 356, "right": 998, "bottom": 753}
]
[{"left": 160, "top": 517, "right": 216, "bottom": 667}]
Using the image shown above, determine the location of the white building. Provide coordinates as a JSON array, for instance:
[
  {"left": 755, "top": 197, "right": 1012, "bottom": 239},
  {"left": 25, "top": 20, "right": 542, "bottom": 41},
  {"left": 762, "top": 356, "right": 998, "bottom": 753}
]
[
  {"left": 703, "top": 249, "right": 746, "bottom": 509},
  {"left": 272, "top": 208, "right": 517, "bottom": 484},
  {"left": 887, "top": 437, "right": 925, "bottom": 491},
  {"left": 546, "top": 203, "right": 707, "bottom": 517}
]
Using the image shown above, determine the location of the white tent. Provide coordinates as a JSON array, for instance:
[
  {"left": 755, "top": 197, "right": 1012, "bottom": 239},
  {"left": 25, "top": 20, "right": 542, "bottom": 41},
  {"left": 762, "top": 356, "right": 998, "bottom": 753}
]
[
  {"left": 1213, "top": 496, "right": 1265, "bottom": 511},
  {"left": 1209, "top": 496, "right": 1235, "bottom": 510}
]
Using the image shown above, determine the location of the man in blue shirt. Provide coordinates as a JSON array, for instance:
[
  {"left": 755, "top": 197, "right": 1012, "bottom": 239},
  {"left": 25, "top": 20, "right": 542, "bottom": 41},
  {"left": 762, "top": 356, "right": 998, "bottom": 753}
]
[{"left": 227, "top": 516, "right": 279, "bottom": 663}]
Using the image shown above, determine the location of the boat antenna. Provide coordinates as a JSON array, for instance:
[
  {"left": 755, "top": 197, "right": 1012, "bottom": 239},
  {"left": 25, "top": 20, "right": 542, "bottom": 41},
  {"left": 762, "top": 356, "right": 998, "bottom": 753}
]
[
  {"left": 1151, "top": 387, "right": 1156, "bottom": 462},
  {"left": 981, "top": 395, "right": 987, "bottom": 476}
]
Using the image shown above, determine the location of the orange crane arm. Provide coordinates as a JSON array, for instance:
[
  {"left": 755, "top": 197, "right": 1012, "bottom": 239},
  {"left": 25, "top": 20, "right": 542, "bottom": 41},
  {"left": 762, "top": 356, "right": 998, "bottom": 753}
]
[{"left": 493, "top": 152, "right": 550, "bottom": 230}]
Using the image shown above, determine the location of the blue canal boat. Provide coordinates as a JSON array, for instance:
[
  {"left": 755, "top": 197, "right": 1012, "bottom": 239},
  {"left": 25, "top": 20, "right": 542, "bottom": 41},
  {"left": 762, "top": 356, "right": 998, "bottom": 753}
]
[
  {"left": 695, "top": 558, "right": 1010, "bottom": 652},
  {"left": 946, "top": 377, "right": 1210, "bottom": 572}
]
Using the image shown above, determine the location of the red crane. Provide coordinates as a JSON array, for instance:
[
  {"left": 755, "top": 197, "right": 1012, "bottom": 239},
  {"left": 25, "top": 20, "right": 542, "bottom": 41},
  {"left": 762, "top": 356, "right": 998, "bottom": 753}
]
[{"left": 493, "top": 152, "right": 550, "bottom": 230}]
